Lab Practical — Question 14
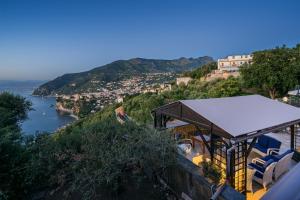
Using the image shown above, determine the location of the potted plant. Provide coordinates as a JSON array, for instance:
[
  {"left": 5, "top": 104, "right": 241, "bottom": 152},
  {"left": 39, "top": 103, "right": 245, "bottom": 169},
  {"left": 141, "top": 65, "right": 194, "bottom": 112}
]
[{"left": 200, "top": 160, "right": 222, "bottom": 185}]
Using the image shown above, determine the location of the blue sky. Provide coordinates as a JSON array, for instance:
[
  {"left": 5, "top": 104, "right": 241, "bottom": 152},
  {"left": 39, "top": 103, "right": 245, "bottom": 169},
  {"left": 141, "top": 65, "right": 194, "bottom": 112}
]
[{"left": 1, "top": 0, "right": 300, "bottom": 80}]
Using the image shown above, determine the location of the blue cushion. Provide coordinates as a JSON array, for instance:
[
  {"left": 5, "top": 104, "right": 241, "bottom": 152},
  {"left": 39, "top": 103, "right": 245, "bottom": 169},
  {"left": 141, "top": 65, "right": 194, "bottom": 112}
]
[
  {"left": 260, "top": 150, "right": 293, "bottom": 162},
  {"left": 254, "top": 171, "right": 263, "bottom": 179},
  {"left": 248, "top": 163, "right": 265, "bottom": 173},
  {"left": 248, "top": 163, "right": 265, "bottom": 179},
  {"left": 254, "top": 143, "right": 268, "bottom": 153},
  {"left": 263, "top": 159, "right": 274, "bottom": 168},
  {"left": 249, "top": 159, "right": 274, "bottom": 180},
  {"left": 274, "top": 150, "right": 293, "bottom": 161},
  {"left": 268, "top": 137, "right": 281, "bottom": 149},
  {"left": 261, "top": 155, "right": 274, "bottom": 162},
  {"left": 258, "top": 135, "right": 269, "bottom": 148}
]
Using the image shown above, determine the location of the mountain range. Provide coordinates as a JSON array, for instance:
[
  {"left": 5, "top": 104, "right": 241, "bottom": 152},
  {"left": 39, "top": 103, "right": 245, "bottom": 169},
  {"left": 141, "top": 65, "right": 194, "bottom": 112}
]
[{"left": 33, "top": 56, "right": 213, "bottom": 96}]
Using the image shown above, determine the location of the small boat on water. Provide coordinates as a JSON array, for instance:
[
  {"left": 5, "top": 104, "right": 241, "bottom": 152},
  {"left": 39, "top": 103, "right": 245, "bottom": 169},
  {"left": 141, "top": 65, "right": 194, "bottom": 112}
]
[{"left": 42, "top": 112, "right": 46, "bottom": 116}]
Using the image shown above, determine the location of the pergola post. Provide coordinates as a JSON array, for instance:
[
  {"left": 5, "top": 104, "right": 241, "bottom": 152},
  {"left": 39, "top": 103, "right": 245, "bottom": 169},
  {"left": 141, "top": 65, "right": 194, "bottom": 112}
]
[
  {"left": 226, "top": 144, "right": 235, "bottom": 185},
  {"left": 291, "top": 124, "right": 295, "bottom": 150}
]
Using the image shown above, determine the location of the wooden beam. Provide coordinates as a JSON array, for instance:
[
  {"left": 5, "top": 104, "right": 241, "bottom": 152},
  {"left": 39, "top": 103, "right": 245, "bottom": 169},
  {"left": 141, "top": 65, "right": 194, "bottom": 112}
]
[{"left": 195, "top": 126, "right": 211, "bottom": 155}]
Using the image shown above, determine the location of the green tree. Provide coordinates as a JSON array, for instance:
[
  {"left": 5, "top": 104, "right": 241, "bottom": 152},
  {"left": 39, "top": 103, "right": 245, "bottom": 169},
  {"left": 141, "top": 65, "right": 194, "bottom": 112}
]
[
  {"left": 123, "top": 93, "right": 165, "bottom": 124},
  {"left": 183, "top": 62, "right": 217, "bottom": 79},
  {"left": 72, "top": 115, "right": 175, "bottom": 199},
  {"left": 207, "top": 77, "right": 243, "bottom": 98},
  {"left": 240, "top": 45, "right": 300, "bottom": 99},
  {"left": 0, "top": 92, "right": 32, "bottom": 199}
]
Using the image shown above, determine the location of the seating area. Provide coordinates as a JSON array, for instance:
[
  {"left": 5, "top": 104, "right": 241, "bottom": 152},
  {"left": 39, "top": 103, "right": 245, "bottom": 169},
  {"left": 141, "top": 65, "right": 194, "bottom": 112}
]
[
  {"left": 246, "top": 135, "right": 296, "bottom": 200},
  {"left": 173, "top": 129, "right": 297, "bottom": 199},
  {"left": 248, "top": 148, "right": 294, "bottom": 185}
]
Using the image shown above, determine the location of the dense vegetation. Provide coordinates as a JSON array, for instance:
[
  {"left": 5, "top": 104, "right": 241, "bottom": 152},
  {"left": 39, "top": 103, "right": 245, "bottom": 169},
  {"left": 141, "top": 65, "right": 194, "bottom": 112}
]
[
  {"left": 0, "top": 93, "right": 175, "bottom": 199},
  {"left": 183, "top": 62, "right": 217, "bottom": 79},
  {"left": 33, "top": 56, "right": 213, "bottom": 96},
  {"left": 240, "top": 44, "right": 300, "bottom": 99}
]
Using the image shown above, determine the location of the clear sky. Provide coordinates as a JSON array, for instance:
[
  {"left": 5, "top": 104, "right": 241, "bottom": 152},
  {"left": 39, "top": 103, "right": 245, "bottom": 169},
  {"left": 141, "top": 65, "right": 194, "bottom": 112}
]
[{"left": 1, "top": 0, "right": 300, "bottom": 80}]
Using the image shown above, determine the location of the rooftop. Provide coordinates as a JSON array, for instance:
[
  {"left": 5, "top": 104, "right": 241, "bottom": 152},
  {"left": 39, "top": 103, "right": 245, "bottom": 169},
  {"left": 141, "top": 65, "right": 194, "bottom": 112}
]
[{"left": 154, "top": 95, "right": 300, "bottom": 140}]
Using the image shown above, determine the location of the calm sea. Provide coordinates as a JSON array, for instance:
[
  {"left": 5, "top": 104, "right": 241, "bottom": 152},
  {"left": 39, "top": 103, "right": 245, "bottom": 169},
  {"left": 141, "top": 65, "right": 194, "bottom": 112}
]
[{"left": 0, "top": 81, "right": 75, "bottom": 135}]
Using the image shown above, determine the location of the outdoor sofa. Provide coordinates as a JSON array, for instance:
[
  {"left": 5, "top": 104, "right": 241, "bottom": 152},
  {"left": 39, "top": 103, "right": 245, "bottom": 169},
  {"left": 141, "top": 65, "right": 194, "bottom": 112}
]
[{"left": 252, "top": 135, "right": 282, "bottom": 156}]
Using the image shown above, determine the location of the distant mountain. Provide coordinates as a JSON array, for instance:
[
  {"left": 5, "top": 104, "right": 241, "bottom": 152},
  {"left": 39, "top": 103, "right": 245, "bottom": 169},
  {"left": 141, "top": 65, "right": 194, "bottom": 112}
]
[{"left": 33, "top": 56, "right": 213, "bottom": 96}]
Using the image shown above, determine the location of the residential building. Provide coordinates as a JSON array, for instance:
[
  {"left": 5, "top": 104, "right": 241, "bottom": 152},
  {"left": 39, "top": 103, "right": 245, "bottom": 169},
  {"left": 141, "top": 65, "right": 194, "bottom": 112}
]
[
  {"left": 218, "top": 54, "right": 253, "bottom": 72},
  {"left": 176, "top": 77, "right": 192, "bottom": 86}
]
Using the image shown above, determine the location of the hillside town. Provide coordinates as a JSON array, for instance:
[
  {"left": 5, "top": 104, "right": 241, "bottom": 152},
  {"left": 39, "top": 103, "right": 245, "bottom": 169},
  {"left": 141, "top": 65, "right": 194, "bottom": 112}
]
[
  {"left": 56, "top": 72, "right": 175, "bottom": 116},
  {"left": 55, "top": 54, "right": 254, "bottom": 117}
]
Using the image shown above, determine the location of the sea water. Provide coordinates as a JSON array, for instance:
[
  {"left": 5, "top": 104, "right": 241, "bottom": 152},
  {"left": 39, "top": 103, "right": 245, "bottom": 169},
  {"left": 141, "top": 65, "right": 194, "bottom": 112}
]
[{"left": 0, "top": 81, "right": 75, "bottom": 135}]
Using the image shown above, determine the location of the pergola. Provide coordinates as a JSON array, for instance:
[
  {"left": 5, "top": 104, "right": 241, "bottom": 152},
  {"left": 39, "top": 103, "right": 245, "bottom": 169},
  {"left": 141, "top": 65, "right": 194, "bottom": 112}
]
[{"left": 152, "top": 95, "right": 300, "bottom": 193}]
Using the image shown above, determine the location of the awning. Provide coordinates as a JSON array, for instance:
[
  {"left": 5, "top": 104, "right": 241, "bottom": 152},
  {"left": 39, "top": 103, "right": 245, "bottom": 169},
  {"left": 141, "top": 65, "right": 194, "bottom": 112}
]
[{"left": 153, "top": 95, "right": 300, "bottom": 140}]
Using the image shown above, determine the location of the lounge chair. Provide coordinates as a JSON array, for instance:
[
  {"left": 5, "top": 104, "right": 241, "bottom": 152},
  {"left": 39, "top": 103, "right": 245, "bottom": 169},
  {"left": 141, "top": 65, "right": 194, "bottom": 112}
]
[
  {"left": 248, "top": 159, "right": 277, "bottom": 189},
  {"left": 253, "top": 150, "right": 294, "bottom": 181},
  {"left": 252, "top": 135, "right": 281, "bottom": 156}
]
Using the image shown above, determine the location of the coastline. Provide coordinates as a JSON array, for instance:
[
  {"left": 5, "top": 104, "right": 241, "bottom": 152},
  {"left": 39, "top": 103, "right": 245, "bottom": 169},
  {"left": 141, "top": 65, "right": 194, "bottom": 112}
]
[
  {"left": 1, "top": 84, "right": 78, "bottom": 134},
  {"left": 56, "top": 103, "right": 79, "bottom": 120}
]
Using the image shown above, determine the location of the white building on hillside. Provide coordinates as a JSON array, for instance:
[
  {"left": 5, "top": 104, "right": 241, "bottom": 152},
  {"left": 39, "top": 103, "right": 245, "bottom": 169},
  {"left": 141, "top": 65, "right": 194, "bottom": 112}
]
[
  {"left": 218, "top": 54, "right": 253, "bottom": 72},
  {"left": 176, "top": 77, "right": 192, "bottom": 86}
]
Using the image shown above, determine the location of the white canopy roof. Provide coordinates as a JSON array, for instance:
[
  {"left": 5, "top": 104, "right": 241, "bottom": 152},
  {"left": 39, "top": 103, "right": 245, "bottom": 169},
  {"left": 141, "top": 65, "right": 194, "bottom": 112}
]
[{"left": 180, "top": 95, "right": 300, "bottom": 138}]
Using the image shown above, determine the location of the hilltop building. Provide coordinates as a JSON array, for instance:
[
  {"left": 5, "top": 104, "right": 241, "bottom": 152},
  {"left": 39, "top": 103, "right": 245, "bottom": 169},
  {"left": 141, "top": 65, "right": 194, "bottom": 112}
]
[
  {"left": 202, "top": 54, "right": 252, "bottom": 81},
  {"left": 218, "top": 54, "right": 253, "bottom": 72}
]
